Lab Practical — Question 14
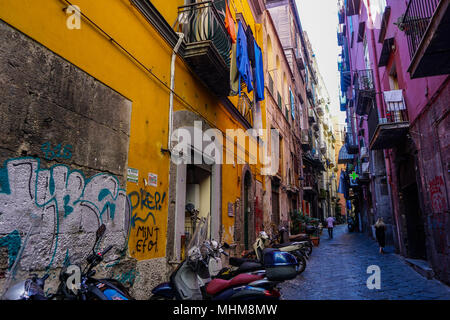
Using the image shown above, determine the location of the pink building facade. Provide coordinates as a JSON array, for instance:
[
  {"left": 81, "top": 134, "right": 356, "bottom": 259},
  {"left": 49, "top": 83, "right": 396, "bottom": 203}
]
[{"left": 338, "top": 0, "right": 449, "bottom": 284}]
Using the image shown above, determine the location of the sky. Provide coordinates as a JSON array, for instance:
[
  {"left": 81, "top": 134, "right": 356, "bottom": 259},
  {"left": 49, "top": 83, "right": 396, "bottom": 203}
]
[{"left": 295, "top": 0, "right": 346, "bottom": 124}]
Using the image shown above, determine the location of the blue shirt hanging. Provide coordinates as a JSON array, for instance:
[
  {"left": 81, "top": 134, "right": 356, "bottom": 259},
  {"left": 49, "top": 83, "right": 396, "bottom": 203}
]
[
  {"left": 253, "top": 40, "right": 264, "bottom": 102},
  {"left": 236, "top": 21, "right": 253, "bottom": 95}
]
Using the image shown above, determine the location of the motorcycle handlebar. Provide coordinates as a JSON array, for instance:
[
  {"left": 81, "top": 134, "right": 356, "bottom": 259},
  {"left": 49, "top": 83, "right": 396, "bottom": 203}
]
[{"left": 101, "top": 245, "right": 113, "bottom": 257}]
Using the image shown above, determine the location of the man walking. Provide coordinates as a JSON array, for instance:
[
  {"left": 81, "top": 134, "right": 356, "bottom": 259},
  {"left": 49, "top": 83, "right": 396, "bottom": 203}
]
[{"left": 326, "top": 216, "right": 336, "bottom": 239}]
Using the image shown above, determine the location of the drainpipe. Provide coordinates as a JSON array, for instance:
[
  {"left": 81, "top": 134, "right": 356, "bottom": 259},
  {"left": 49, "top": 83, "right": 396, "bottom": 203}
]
[{"left": 167, "top": 33, "right": 185, "bottom": 152}]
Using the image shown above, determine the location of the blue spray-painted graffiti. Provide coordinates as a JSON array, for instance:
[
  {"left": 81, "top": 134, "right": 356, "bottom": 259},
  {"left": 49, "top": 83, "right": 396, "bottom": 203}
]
[
  {"left": 40, "top": 142, "right": 73, "bottom": 161},
  {"left": 0, "top": 230, "right": 21, "bottom": 270},
  {"left": 0, "top": 157, "right": 130, "bottom": 273},
  {"left": 113, "top": 269, "right": 140, "bottom": 287},
  {"left": 128, "top": 189, "right": 166, "bottom": 228}
]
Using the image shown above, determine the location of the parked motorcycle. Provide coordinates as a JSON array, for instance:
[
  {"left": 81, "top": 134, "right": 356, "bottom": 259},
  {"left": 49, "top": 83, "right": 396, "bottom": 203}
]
[
  {"left": 276, "top": 227, "right": 314, "bottom": 259},
  {"left": 151, "top": 217, "right": 298, "bottom": 300},
  {"left": 240, "top": 231, "right": 308, "bottom": 275},
  {"left": 2, "top": 222, "right": 134, "bottom": 300}
]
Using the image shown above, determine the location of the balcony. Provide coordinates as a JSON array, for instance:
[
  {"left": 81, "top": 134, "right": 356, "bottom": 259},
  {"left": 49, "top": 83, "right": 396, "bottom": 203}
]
[
  {"left": 236, "top": 93, "right": 254, "bottom": 127},
  {"left": 317, "top": 104, "right": 325, "bottom": 116},
  {"left": 295, "top": 48, "right": 305, "bottom": 70},
  {"left": 308, "top": 108, "right": 316, "bottom": 123},
  {"left": 359, "top": 146, "right": 369, "bottom": 159},
  {"left": 176, "top": 1, "right": 231, "bottom": 97},
  {"left": 337, "top": 32, "right": 344, "bottom": 46},
  {"left": 369, "top": 90, "right": 410, "bottom": 150},
  {"left": 301, "top": 129, "right": 311, "bottom": 151},
  {"left": 345, "top": 0, "right": 361, "bottom": 16},
  {"left": 345, "top": 132, "right": 359, "bottom": 154},
  {"left": 354, "top": 69, "right": 375, "bottom": 116},
  {"left": 302, "top": 172, "right": 316, "bottom": 193},
  {"left": 320, "top": 142, "right": 327, "bottom": 154},
  {"left": 402, "top": 0, "right": 450, "bottom": 78}
]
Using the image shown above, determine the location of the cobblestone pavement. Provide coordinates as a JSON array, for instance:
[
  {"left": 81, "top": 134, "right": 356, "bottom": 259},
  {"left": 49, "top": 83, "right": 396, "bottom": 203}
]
[{"left": 280, "top": 225, "right": 450, "bottom": 300}]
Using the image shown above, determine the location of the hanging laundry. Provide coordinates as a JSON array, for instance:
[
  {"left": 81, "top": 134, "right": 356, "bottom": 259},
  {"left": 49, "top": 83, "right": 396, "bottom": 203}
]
[
  {"left": 230, "top": 43, "right": 239, "bottom": 96},
  {"left": 236, "top": 21, "right": 253, "bottom": 94},
  {"left": 224, "top": 0, "right": 236, "bottom": 43},
  {"left": 253, "top": 40, "right": 264, "bottom": 102},
  {"left": 246, "top": 25, "right": 256, "bottom": 68}
]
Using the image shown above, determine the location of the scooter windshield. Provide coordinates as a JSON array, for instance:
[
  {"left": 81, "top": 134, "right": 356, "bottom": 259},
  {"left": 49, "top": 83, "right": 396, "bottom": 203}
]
[{"left": 186, "top": 213, "right": 209, "bottom": 258}]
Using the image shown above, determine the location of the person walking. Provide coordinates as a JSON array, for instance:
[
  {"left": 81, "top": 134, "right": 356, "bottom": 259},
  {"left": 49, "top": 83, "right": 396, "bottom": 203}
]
[
  {"left": 374, "top": 217, "right": 387, "bottom": 254},
  {"left": 326, "top": 216, "right": 336, "bottom": 239}
]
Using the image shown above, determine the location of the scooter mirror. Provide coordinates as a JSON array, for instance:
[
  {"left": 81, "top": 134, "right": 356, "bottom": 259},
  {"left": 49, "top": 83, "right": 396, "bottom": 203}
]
[
  {"left": 222, "top": 242, "right": 230, "bottom": 249},
  {"left": 96, "top": 224, "right": 106, "bottom": 241}
]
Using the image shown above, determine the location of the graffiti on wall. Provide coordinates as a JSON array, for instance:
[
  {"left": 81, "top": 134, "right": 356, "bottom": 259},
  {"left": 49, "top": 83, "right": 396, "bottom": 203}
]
[
  {"left": 429, "top": 175, "right": 447, "bottom": 213},
  {"left": 40, "top": 142, "right": 73, "bottom": 161},
  {"left": 0, "top": 157, "right": 130, "bottom": 275},
  {"left": 428, "top": 175, "right": 448, "bottom": 255},
  {"left": 128, "top": 188, "right": 166, "bottom": 258}
]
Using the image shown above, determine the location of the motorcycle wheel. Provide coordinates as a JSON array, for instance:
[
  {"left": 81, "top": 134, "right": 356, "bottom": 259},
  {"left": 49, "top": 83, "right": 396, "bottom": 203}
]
[
  {"left": 294, "top": 251, "right": 306, "bottom": 274},
  {"left": 304, "top": 241, "right": 313, "bottom": 256}
]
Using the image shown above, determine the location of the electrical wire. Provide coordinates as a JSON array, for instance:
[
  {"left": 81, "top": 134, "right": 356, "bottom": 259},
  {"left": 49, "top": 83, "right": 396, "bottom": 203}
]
[{"left": 60, "top": 0, "right": 261, "bottom": 164}]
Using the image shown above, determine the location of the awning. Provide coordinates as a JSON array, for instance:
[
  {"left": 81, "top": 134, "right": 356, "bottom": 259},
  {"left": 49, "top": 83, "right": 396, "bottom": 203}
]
[{"left": 338, "top": 144, "right": 354, "bottom": 164}]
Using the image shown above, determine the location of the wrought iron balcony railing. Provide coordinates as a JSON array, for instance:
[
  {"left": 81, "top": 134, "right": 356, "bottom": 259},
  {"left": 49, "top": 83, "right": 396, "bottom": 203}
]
[
  {"left": 353, "top": 69, "right": 375, "bottom": 115},
  {"left": 177, "top": 1, "right": 231, "bottom": 66},
  {"left": 369, "top": 90, "right": 410, "bottom": 150},
  {"left": 382, "top": 90, "right": 409, "bottom": 124},
  {"left": 176, "top": 1, "right": 231, "bottom": 96},
  {"left": 402, "top": 0, "right": 440, "bottom": 60},
  {"left": 237, "top": 92, "right": 254, "bottom": 127}
]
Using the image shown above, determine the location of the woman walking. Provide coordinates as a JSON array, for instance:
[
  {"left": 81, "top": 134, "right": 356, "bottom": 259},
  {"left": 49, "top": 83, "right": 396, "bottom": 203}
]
[{"left": 374, "top": 218, "right": 387, "bottom": 254}]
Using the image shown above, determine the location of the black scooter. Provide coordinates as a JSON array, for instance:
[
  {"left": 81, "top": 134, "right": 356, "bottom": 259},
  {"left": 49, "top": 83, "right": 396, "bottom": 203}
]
[{"left": 2, "top": 224, "right": 134, "bottom": 300}]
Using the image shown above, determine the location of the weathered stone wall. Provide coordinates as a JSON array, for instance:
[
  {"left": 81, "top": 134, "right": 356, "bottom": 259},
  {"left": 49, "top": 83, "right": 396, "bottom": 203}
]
[
  {"left": 413, "top": 81, "right": 450, "bottom": 285},
  {"left": 0, "top": 21, "right": 135, "bottom": 294}
]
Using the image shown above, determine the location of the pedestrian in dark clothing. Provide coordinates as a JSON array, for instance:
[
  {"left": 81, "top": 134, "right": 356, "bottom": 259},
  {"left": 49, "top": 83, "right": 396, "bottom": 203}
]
[{"left": 374, "top": 218, "right": 386, "bottom": 254}]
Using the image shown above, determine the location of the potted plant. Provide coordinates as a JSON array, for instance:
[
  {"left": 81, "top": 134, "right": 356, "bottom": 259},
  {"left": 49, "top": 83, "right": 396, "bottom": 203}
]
[{"left": 305, "top": 217, "right": 321, "bottom": 246}]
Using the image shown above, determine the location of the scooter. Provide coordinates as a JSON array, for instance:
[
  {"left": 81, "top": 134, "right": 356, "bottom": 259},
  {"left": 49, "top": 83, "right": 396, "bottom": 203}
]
[
  {"left": 151, "top": 217, "right": 296, "bottom": 300},
  {"left": 240, "top": 231, "right": 308, "bottom": 275},
  {"left": 55, "top": 224, "right": 134, "bottom": 300},
  {"left": 2, "top": 223, "right": 134, "bottom": 300}
]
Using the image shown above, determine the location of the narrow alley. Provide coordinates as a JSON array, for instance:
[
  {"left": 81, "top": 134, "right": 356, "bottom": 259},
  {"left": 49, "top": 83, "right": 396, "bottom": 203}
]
[{"left": 280, "top": 225, "right": 450, "bottom": 300}]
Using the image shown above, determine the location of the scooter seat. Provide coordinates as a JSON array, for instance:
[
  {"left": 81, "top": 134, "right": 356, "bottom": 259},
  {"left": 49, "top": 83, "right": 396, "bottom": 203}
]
[
  {"left": 272, "top": 242, "right": 298, "bottom": 249},
  {"left": 229, "top": 257, "right": 258, "bottom": 266},
  {"left": 206, "top": 273, "right": 264, "bottom": 296}
]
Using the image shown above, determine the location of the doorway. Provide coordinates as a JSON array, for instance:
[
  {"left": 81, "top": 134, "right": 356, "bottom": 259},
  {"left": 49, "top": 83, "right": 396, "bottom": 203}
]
[
  {"left": 244, "top": 171, "right": 252, "bottom": 250},
  {"left": 183, "top": 164, "right": 211, "bottom": 258},
  {"left": 398, "top": 155, "right": 427, "bottom": 259}
]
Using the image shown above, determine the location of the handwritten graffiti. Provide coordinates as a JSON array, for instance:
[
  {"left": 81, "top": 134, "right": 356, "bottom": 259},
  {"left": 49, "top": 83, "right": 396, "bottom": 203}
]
[
  {"left": 128, "top": 188, "right": 166, "bottom": 257},
  {"left": 128, "top": 189, "right": 166, "bottom": 227},
  {"left": 429, "top": 176, "right": 446, "bottom": 213},
  {"left": 135, "top": 226, "right": 159, "bottom": 254},
  {"left": 40, "top": 142, "right": 73, "bottom": 161},
  {"left": 0, "top": 157, "right": 130, "bottom": 272}
]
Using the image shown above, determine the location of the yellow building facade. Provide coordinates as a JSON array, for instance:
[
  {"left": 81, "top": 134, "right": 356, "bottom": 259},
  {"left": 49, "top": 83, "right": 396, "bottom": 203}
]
[{"left": 0, "top": 0, "right": 266, "bottom": 297}]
